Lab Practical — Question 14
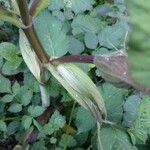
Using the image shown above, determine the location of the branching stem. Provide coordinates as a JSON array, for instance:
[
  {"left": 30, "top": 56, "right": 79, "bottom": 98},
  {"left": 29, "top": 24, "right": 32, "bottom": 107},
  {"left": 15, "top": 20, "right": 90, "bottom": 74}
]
[{"left": 16, "top": 0, "right": 49, "bottom": 63}]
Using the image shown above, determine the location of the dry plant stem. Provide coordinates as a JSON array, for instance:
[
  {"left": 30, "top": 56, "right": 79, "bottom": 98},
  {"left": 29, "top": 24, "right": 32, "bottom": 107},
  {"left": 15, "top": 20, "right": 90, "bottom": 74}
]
[{"left": 17, "top": 0, "right": 49, "bottom": 63}]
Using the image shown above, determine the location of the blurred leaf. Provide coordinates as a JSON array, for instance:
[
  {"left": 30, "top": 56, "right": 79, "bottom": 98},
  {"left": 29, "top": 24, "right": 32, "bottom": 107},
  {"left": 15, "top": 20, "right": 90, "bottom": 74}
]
[
  {"left": 130, "top": 96, "right": 150, "bottom": 143},
  {"left": 28, "top": 106, "right": 45, "bottom": 118},
  {"left": 59, "top": 134, "right": 77, "bottom": 148},
  {"left": 12, "top": 81, "right": 20, "bottom": 95},
  {"left": 84, "top": 33, "right": 98, "bottom": 49},
  {"left": 75, "top": 107, "right": 96, "bottom": 133},
  {"left": 100, "top": 126, "right": 137, "bottom": 150},
  {"left": 7, "top": 121, "right": 20, "bottom": 135},
  {"left": 127, "top": 0, "right": 150, "bottom": 87},
  {"left": 22, "top": 115, "right": 33, "bottom": 130},
  {"left": 1, "top": 94, "right": 14, "bottom": 103},
  {"left": 0, "top": 120, "right": 7, "bottom": 132},
  {"left": 0, "top": 7, "right": 22, "bottom": 27},
  {"left": 48, "top": 0, "right": 64, "bottom": 11},
  {"left": 68, "top": 36, "right": 84, "bottom": 55},
  {"left": 72, "top": 15, "right": 105, "bottom": 35},
  {"left": 20, "top": 90, "right": 33, "bottom": 106},
  {"left": 64, "top": 0, "right": 92, "bottom": 14},
  {"left": 99, "top": 83, "right": 128, "bottom": 123},
  {"left": 0, "top": 74, "right": 11, "bottom": 93},
  {"left": 8, "top": 103, "right": 22, "bottom": 113},
  {"left": 31, "top": 140, "right": 47, "bottom": 150},
  {"left": 123, "top": 95, "right": 141, "bottom": 127},
  {"left": 35, "top": 10, "right": 68, "bottom": 57}
]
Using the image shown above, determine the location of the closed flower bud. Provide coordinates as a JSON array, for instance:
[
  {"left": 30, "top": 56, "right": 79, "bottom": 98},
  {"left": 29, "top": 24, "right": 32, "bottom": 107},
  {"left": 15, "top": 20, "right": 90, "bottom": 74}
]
[{"left": 46, "top": 63, "right": 107, "bottom": 123}]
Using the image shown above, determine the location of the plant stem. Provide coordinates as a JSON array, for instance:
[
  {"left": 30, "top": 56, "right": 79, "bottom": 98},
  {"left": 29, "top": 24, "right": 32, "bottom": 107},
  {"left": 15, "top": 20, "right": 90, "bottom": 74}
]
[
  {"left": 29, "top": 0, "right": 41, "bottom": 16},
  {"left": 16, "top": 0, "right": 49, "bottom": 63},
  {"left": 63, "top": 101, "right": 76, "bottom": 150},
  {"left": 50, "top": 55, "right": 94, "bottom": 65}
]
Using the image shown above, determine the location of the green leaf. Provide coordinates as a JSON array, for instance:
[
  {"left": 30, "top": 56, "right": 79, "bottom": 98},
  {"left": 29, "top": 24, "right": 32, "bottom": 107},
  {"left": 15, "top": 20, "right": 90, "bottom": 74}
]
[
  {"left": 35, "top": 10, "right": 69, "bottom": 57},
  {"left": 22, "top": 115, "right": 33, "bottom": 130},
  {"left": 0, "top": 7, "right": 22, "bottom": 27},
  {"left": 75, "top": 107, "right": 96, "bottom": 133},
  {"left": 98, "top": 22, "right": 126, "bottom": 49},
  {"left": 127, "top": 0, "right": 150, "bottom": 87},
  {"left": 19, "top": 30, "right": 42, "bottom": 83},
  {"left": 7, "top": 121, "right": 20, "bottom": 135},
  {"left": 72, "top": 15, "right": 105, "bottom": 35},
  {"left": 12, "top": 81, "right": 20, "bottom": 95},
  {"left": 84, "top": 33, "right": 98, "bottom": 49},
  {"left": 50, "top": 137, "right": 57, "bottom": 144},
  {"left": 1, "top": 94, "right": 14, "bottom": 103},
  {"left": 68, "top": 36, "right": 84, "bottom": 54},
  {"left": 48, "top": 0, "right": 64, "bottom": 10},
  {"left": 0, "top": 42, "right": 22, "bottom": 69},
  {"left": 0, "top": 74, "right": 11, "bottom": 93},
  {"left": 59, "top": 134, "right": 77, "bottom": 148},
  {"left": 131, "top": 96, "right": 150, "bottom": 143},
  {"left": 123, "top": 95, "right": 141, "bottom": 127},
  {"left": 100, "top": 126, "right": 137, "bottom": 150},
  {"left": 8, "top": 103, "right": 22, "bottom": 113},
  {"left": 31, "top": 140, "right": 47, "bottom": 150},
  {"left": 99, "top": 83, "right": 128, "bottom": 123},
  {"left": 20, "top": 90, "right": 33, "bottom": 106},
  {"left": 28, "top": 106, "right": 45, "bottom": 118},
  {"left": 0, "top": 120, "right": 7, "bottom": 132},
  {"left": 64, "top": 0, "right": 93, "bottom": 14}
]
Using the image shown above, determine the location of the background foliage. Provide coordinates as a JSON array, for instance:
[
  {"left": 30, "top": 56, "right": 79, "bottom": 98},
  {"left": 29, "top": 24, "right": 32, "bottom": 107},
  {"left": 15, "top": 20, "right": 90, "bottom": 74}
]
[{"left": 0, "top": 0, "right": 150, "bottom": 150}]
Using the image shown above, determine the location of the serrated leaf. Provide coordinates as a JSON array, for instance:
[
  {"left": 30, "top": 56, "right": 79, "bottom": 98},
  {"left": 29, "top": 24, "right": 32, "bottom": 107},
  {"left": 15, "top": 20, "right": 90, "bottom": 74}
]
[
  {"left": 19, "top": 29, "right": 42, "bottom": 83},
  {"left": 84, "top": 33, "right": 98, "bottom": 49},
  {"left": 48, "top": 0, "right": 64, "bottom": 11},
  {"left": 100, "top": 126, "right": 137, "bottom": 150},
  {"left": 0, "top": 7, "right": 22, "bottom": 27},
  {"left": 127, "top": 0, "right": 150, "bottom": 87},
  {"left": 123, "top": 95, "right": 141, "bottom": 127},
  {"left": 31, "top": 140, "right": 47, "bottom": 150},
  {"left": 22, "top": 115, "right": 33, "bottom": 130},
  {"left": 131, "top": 96, "right": 150, "bottom": 143},
  {"left": 21, "top": 90, "right": 33, "bottom": 106},
  {"left": 72, "top": 15, "right": 105, "bottom": 35},
  {"left": 12, "top": 81, "right": 20, "bottom": 95},
  {"left": 0, "top": 42, "right": 22, "bottom": 69},
  {"left": 1, "top": 94, "right": 14, "bottom": 103},
  {"left": 28, "top": 106, "right": 45, "bottom": 118},
  {"left": 98, "top": 22, "right": 126, "bottom": 49},
  {"left": 64, "top": 0, "right": 92, "bottom": 14},
  {"left": 0, "top": 120, "right": 7, "bottom": 132},
  {"left": 59, "top": 134, "right": 77, "bottom": 148},
  {"left": 75, "top": 107, "right": 96, "bottom": 133},
  {"left": 68, "top": 36, "right": 84, "bottom": 55},
  {"left": 99, "top": 83, "right": 128, "bottom": 123},
  {"left": 0, "top": 74, "right": 11, "bottom": 93},
  {"left": 8, "top": 103, "right": 22, "bottom": 113},
  {"left": 35, "top": 10, "right": 68, "bottom": 57}
]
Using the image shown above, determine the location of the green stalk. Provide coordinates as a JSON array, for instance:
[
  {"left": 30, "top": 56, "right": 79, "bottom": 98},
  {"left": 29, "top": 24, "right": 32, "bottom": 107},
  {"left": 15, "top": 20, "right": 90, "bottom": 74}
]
[
  {"left": 63, "top": 101, "right": 76, "bottom": 150},
  {"left": 16, "top": 0, "right": 49, "bottom": 63}
]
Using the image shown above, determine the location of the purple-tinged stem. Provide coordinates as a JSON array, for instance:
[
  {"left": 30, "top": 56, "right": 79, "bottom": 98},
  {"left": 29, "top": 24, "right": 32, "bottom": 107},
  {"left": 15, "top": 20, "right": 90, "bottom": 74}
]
[
  {"left": 29, "top": 0, "right": 41, "bottom": 16},
  {"left": 50, "top": 55, "right": 95, "bottom": 64}
]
